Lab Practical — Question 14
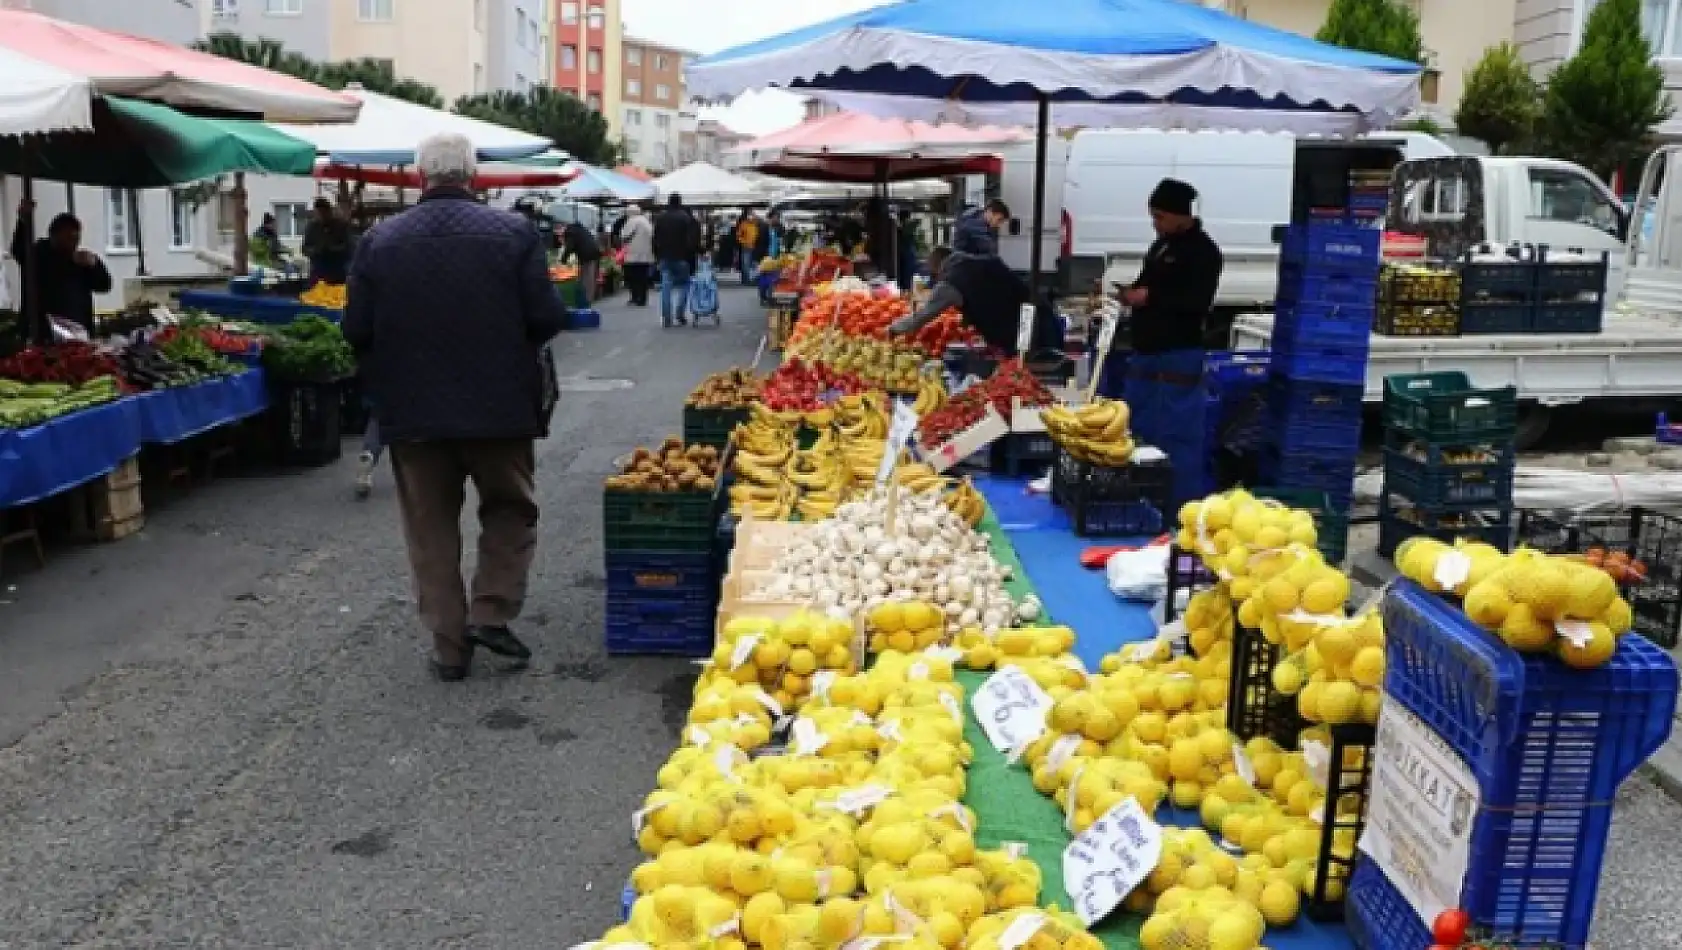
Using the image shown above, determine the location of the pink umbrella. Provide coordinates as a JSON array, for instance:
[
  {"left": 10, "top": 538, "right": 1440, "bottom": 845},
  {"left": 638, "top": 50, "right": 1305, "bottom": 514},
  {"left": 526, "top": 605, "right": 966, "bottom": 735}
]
[
  {"left": 0, "top": 9, "right": 358, "bottom": 123},
  {"left": 732, "top": 111, "right": 1023, "bottom": 182}
]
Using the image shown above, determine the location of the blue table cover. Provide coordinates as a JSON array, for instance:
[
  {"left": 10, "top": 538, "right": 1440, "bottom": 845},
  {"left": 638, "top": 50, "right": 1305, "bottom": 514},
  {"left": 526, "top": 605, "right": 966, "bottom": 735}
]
[
  {"left": 177, "top": 290, "right": 342, "bottom": 325},
  {"left": 136, "top": 370, "right": 269, "bottom": 445},
  {"left": 0, "top": 369, "right": 272, "bottom": 509},
  {"left": 0, "top": 398, "right": 143, "bottom": 509}
]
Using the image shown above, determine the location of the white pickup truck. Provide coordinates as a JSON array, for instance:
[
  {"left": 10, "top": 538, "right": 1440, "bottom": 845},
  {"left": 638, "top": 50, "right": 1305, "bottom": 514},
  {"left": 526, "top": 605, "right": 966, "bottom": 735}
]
[{"left": 1230, "top": 151, "right": 1682, "bottom": 446}]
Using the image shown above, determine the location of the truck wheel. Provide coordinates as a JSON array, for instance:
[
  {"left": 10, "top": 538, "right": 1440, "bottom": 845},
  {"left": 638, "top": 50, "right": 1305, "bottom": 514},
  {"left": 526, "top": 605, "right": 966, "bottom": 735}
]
[{"left": 1514, "top": 405, "right": 1552, "bottom": 451}]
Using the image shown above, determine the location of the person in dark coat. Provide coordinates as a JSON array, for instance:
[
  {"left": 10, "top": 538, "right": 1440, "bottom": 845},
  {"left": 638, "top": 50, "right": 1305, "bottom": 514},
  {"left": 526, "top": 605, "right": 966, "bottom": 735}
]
[
  {"left": 896, "top": 209, "right": 921, "bottom": 291},
  {"left": 559, "top": 220, "right": 602, "bottom": 306},
  {"left": 342, "top": 133, "right": 568, "bottom": 682},
  {"left": 1115, "top": 177, "right": 1224, "bottom": 507},
  {"left": 302, "top": 197, "right": 353, "bottom": 283},
  {"left": 887, "top": 246, "right": 1058, "bottom": 356},
  {"left": 8, "top": 202, "right": 112, "bottom": 341},
  {"left": 953, "top": 198, "right": 1009, "bottom": 257},
  {"left": 651, "top": 194, "right": 701, "bottom": 326}
]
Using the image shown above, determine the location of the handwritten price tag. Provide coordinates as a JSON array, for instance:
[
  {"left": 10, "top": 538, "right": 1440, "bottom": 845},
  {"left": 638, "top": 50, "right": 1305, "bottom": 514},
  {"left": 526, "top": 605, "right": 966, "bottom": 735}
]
[
  {"left": 1016, "top": 303, "right": 1035, "bottom": 353},
  {"left": 970, "top": 665, "right": 1054, "bottom": 753},
  {"left": 877, "top": 401, "right": 920, "bottom": 486},
  {"left": 1062, "top": 797, "right": 1163, "bottom": 926}
]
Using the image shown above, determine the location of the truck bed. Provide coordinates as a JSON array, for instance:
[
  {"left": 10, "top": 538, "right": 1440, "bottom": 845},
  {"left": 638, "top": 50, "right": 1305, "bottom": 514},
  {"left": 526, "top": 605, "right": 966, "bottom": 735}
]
[{"left": 1229, "top": 307, "right": 1682, "bottom": 404}]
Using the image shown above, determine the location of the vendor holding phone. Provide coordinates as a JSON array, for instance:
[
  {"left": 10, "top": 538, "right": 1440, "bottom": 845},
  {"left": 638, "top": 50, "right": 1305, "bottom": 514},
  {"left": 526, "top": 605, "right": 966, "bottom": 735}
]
[{"left": 1114, "top": 178, "right": 1223, "bottom": 506}]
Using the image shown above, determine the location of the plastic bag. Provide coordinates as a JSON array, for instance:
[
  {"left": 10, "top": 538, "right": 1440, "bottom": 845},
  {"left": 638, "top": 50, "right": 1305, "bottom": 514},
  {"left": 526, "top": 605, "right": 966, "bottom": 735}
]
[{"left": 1105, "top": 543, "right": 1170, "bottom": 602}]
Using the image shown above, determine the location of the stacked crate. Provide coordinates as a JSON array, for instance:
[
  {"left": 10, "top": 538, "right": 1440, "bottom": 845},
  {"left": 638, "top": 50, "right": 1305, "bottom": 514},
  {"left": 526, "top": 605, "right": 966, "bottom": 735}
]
[
  {"left": 1262, "top": 223, "right": 1379, "bottom": 562},
  {"left": 602, "top": 459, "right": 728, "bottom": 656},
  {"left": 1202, "top": 351, "right": 1272, "bottom": 496},
  {"left": 1374, "top": 263, "right": 1459, "bottom": 337},
  {"left": 1532, "top": 249, "right": 1609, "bottom": 333},
  {"left": 1378, "top": 372, "right": 1518, "bottom": 558}
]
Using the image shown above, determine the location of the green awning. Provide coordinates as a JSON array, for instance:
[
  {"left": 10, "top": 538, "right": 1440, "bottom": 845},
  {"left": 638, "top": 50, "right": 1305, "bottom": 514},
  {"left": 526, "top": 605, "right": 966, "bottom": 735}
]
[{"left": 0, "top": 95, "right": 316, "bottom": 188}]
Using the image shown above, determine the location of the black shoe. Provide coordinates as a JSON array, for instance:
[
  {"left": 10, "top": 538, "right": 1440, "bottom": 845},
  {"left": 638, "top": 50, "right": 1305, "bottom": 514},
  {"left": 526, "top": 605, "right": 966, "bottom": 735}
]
[
  {"left": 430, "top": 656, "right": 469, "bottom": 682},
  {"left": 467, "top": 625, "right": 532, "bottom": 661},
  {"left": 675, "top": 316, "right": 689, "bottom": 326}
]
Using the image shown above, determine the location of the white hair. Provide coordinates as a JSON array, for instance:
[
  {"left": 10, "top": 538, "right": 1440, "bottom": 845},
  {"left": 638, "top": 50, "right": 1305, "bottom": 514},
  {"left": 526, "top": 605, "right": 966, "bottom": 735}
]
[{"left": 416, "top": 132, "right": 476, "bottom": 188}]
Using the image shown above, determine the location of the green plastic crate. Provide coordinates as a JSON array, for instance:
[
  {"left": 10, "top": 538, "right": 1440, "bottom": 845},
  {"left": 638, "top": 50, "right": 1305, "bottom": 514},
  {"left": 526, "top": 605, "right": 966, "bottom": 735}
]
[
  {"left": 682, "top": 405, "right": 749, "bottom": 449},
  {"left": 1382, "top": 371, "right": 1517, "bottom": 445},
  {"left": 1253, "top": 487, "right": 1349, "bottom": 564}
]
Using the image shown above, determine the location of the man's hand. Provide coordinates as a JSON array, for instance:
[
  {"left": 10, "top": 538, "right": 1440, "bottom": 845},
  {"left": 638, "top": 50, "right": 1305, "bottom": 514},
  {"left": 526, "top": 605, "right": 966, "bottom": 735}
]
[
  {"left": 1120, "top": 287, "right": 1148, "bottom": 307},
  {"left": 73, "top": 249, "right": 98, "bottom": 268}
]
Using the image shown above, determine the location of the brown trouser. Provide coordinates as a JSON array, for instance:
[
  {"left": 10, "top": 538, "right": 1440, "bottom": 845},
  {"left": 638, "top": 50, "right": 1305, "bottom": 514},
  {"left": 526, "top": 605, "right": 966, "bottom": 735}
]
[{"left": 390, "top": 439, "right": 539, "bottom": 665}]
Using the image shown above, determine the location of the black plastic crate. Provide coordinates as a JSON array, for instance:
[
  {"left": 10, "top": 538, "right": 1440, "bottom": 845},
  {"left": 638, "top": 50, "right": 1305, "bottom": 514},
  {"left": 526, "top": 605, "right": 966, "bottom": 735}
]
[
  {"left": 1162, "top": 543, "right": 1216, "bottom": 624},
  {"left": 1304, "top": 724, "right": 1377, "bottom": 921},
  {"left": 682, "top": 405, "right": 750, "bottom": 448},
  {"left": 991, "top": 432, "right": 1057, "bottom": 478},
  {"left": 1382, "top": 371, "right": 1517, "bottom": 445},
  {"left": 1319, "top": 512, "right": 1351, "bottom": 565},
  {"left": 1529, "top": 301, "right": 1603, "bottom": 334},
  {"left": 1459, "top": 259, "right": 1536, "bottom": 303},
  {"left": 1055, "top": 447, "right": 1172, "bottom": 502},
  {"left": 1377, "top": 499, "right": 1514, "bottom": 558},
  {"left": 1382, "top": 443, "right": 1515, "bottom": 508},
  {"left": 1071, "top": 499, "right": 1165, "bottom": 538},
  {"left": 1534, "top": 252, "right": 1609, "bottom": 299},
  {"left": 1257, "top": 447, "right": 1357, "bottom": 504},
  {"left": 1515, "top": 508, "right": 1682, "bottom": 649},
  {"left": 268, "top": 378, "right": 343, "bottom": 467},
  {"left": 1227, "top": 619, "right": 1308, "bottom": 749},
  {"left": 1458, "top": 301, "right": 1529, "bottom": 335}
]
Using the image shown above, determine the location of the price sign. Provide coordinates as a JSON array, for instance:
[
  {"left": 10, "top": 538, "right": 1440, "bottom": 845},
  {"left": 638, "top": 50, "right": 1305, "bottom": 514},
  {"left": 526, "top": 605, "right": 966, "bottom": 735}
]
[
  {"left": 1062, "top": 797, "right": 1163, "bottom": 926},
  {"left": 877, "top": 401, "right": 921, "bottom": 486},
  {"left": 1016, "top": 303, "right": 1035, "bottom": 353},
  {"left": 971, "top": 665, "right": 1054, "bottom": 752}
]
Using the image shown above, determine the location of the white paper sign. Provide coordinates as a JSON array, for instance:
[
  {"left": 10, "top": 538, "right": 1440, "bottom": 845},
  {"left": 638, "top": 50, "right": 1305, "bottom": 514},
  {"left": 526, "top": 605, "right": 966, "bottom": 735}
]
[
  {"left": 1556, "top": 619, "right": 1593, "bottom": 648},
  {"left": 997, "top": 912, "right": 1047, "bottom": 950},
  {"left": 1433, "top": 551, "right": 1472, "bottom": 591},
  {"left": 877, "top": 401, "right": 921, "bottom": 486},
  {"left": 1095, "top": 312, "right": 1118, "bottom": 356},
  {"left": 825, "top": 784, "right": 893, "bottom": 816},
  {"left": 1062, "top": 797, "right": 1163, "bottom": 926},
  {"left": 811, "top": 670, "right": 837, "bottom": 701},
  {"left": 1017, "top": 303, "right": 1036, "bottom": 353},
  {"left": 1301, "top": 739, "right": 1331, "bottom": 789},
  {"left": 1358, "top": 702, "right": 1481, "bottom": 927},
  {"left": 1232, "top": 743, "right": 1257, "bottom": 786},
  {"left": 791, "top": 717, "right": 830, "bottom": 756},
  {"left": 971, "top": 666, "right": 1054, "bottom": 752},
  {"left": 730, "top": 634, "right": 760, "bottom": 670}
]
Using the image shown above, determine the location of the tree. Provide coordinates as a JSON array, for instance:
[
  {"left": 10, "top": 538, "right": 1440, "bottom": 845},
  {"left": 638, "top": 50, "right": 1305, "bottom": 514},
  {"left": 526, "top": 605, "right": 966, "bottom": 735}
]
[
  {"left": 1541, "top": 0, "right": 1673, "bottom": 180},
  {"left": 192, "top": 36, "right": 445, "bottom": 109},
  {"left": 1316, "top": 0, "right": 1426, "bottom": 64},
  {"left": 1454, "top": 43, "right": 1540, "bottom": 155},
  {"left": 1391, "top": 115, "right": 1445, "bottom": 136},
  {"left": 453, "top": 86, "right": 623, "bottom": 166}
]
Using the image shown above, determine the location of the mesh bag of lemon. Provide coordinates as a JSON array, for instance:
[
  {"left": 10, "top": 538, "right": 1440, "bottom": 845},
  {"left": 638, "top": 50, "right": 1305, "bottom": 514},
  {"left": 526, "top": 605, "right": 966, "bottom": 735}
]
[
  {"left": 1395, "top": 536, "right": 1635, "bottom": 669},
  {"left": 1176, "top": 490, "right": 1320, "bottom": 569},
  {"left": 711, "top": 610, "right": 862, "bottom": 712},
  {"left": 1264, "top": 610, "right": 1385, "bottom": 727},
  {"left": 955, "top": 623, "right": 1077, "bottom": 671}
]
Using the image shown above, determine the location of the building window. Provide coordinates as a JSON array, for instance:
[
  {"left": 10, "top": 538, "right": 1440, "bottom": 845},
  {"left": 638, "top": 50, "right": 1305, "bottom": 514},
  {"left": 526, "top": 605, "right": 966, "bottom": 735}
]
[
  {"left": 655, "top": 113, "right": 671, "bottom": 130},
  {"left": 1419, "top": 69, "right": 1440, "bottom": 105},
  {"left": 212, "top": 0, "right": 239, "bottom": 19},
  {"left": 627, "top": 78, "right": 641, "bottom": 97},
  {"left": 106, "top": 189, "right": 135, "bottom": 252},
  {"left": 273, "top": 202, "right": 308, "bottom": 240},
  {"left": 654, "top": 83, "right": 670, "bottom": 102},
  {"left": 560, "top": 1, "right": 578, "bottom": 24},
  {"left": 561, "top": 45, "right": 577, "bottom": 69},
  {"left": 653, "top": 53, "right": 667, "bottom": 70},
  {"left": 587, "top": 93, "right": 602, "bottom": 111},
  {"left": 265, "top": 0, "right": 302, "bottom": 15},
  {"left": 516, "top": 10, "right": 528, "bottom": 46},
  {"left": 358, "top": 0, "right": 394, "bottom": 21},
  {"left": 587, "top": 4, "right": 604, "bottom": 29},
  {"left": 627, "top": 47, "right": 642, "bottom": 66},
  {"left": 587, "top": 48, "right": 601, "bottom": 73},
  {"left": 626, "top": 108, "right": 642, "bottom": 125},
  {"left": 1640, "top": 0, "right": 1682, "bottom": 55},
  {"left": 169, "top": 191, "right": 196, "bottom": 250}
]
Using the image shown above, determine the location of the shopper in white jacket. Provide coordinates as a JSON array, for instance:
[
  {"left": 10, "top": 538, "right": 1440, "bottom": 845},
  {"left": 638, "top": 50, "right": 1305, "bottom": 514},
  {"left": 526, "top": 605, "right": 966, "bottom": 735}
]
[{"left": 619, "top": 205, "right": 656, "bottom": 307}]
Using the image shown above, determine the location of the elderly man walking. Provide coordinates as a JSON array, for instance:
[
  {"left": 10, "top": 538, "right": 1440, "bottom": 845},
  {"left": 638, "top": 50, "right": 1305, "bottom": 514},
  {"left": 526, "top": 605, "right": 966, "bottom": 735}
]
[{"left": 343, "top": 133, "right": 568, "bottom": 681}]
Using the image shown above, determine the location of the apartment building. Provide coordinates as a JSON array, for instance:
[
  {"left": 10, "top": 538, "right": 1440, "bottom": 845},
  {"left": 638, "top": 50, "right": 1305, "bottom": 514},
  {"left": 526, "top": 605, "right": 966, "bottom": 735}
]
[
  {"left": 1, "top": 0, "right": 330, "bottom": 306},
  {"left": 620, "top": 36, "right": 690, "bottom": 172},
  {"left": 328, "top": 0, "right": 485, "bottom": 104},
  {"left": 553, "top": 0, "right": 623, "bottom": 121},
  {"left": 487, "top": 0, "right": 551, "bottom": 95},
  {"left": 688, "top": 118, "right": 752, "bottom": 168}
]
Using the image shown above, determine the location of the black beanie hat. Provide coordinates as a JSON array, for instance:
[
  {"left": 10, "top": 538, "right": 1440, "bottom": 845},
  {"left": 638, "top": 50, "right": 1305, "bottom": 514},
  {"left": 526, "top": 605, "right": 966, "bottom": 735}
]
[{"left": 1149, "top": 178, "right": 1197, "bottom": 216}]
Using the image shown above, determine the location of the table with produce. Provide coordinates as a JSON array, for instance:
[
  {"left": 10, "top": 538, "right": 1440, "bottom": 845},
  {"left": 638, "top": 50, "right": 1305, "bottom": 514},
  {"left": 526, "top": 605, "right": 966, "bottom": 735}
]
[
  {"left": 175, "top": 280, "right": 347, "bottom": 326},
  {"left": 588, "top": 277, "right": 1678, "bottom": 950}
]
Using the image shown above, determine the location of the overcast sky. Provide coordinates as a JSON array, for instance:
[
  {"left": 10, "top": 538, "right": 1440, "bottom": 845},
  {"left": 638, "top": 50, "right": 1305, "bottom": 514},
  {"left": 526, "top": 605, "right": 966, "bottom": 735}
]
[{"left": 621, "top": 0, "right": 889, "bottom": 136}]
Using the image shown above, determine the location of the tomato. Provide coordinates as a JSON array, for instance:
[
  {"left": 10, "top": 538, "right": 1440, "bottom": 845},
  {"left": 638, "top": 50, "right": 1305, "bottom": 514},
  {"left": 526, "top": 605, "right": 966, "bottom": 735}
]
[{"left": 1432, "top": 909, "right": 1470, "bottom": 946}]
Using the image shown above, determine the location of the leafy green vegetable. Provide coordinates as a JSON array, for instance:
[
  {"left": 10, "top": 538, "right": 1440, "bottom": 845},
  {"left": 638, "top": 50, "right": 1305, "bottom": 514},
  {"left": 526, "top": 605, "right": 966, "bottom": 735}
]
[{"left": 262, "top": 315, "right": 355, "bottom": 382}]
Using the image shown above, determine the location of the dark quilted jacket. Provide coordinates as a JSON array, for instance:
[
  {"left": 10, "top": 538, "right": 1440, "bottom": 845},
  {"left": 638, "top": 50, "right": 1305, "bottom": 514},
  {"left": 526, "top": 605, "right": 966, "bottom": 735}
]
[{"left": 342, "top": 190, "right": 567, "bottom": 442}]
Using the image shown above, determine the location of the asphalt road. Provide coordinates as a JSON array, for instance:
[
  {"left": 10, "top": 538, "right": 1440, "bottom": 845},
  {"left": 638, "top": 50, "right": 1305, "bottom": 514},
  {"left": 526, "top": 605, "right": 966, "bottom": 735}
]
[{"left": 0, "top": 286, "right": 1675, "bottom": 949}]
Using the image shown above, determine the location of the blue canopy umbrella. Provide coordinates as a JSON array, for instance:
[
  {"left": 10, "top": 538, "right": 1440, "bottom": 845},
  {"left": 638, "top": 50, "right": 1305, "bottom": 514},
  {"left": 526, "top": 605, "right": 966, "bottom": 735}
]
[
  {"left": 687, "top": 0, "right": 1423, "bottom": 287},
  {"left": 559, "top": 163, "right": 659, "bottom": 202}
]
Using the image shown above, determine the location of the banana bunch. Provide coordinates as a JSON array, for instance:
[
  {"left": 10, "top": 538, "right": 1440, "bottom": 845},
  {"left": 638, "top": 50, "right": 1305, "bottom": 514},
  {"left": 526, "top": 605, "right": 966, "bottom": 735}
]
[
  {"left": 840, "top": 439, "right": 889, "bottom": 490},
  {"left": 895, "top": 462, "right": 952, "bottom": 495},
  {"left": 910, "top": 370, "right": 948, "bottom": 416},
  {"left": 834, "top": 392, "right": 889, "bottom": 441},
  {"left": 1040, "top": 399, "right": 1137, "bottom": 466},
  {"left": 729, "top": 480, "right": 798, "bottom": 519},
  {"left": 785, "top": 448, "right": 846, "bottom": 492},
  {"left": 943, "top": 477, "right": 986, "bottom": 527}
]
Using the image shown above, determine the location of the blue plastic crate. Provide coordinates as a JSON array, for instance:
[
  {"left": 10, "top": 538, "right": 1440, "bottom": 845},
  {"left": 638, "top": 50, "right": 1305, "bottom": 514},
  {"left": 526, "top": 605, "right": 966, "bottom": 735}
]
[
  {"left": 1071, "top": 499, "right": 1165, "bottom": 538},
  {"left": 606, "top": 549, "right": 717, "bottom": 602},
  {"left": 567, "top": 308, "right": 602, "bottom": 330},
  {"left": 1281, "top": 223, "right": 1383, "bottom": 272},
  {"left": 1277, "top": 265, "right": 1380, "bottom": 308},
  {"left": 1274, "top": 299, "right": 1375, "bottom": 350},
  {"left": 1205, "top": 350, "right": 1272, "bottom": 395},
  {"left": 1352, "top": 582, "right": 1680, "bottom": 950},
  {"left": 1269, "top": 376, "right": 1364, "bottom": 453},
  {"left": 1383, "top": 446, "right": 1515, "bottom": 508},
  {"left": 1258, "top": 447, "right": 1357, "bottom": 501},
  {"left": 1267, "top": 332, "right": 1371, "bottom": 386},
  {"left": 605, "top": 599, "right": 715, "bottom": 656}
]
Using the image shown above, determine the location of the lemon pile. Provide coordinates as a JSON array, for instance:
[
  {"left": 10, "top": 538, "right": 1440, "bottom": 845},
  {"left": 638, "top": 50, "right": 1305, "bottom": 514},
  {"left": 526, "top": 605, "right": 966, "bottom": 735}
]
[
  {"left": 1398, "top": 538, "right": 1633, "bottom": 669},
  {"left": 711, "top": 611, "right": 861, "bottom": 713},
  {"left": 955, "top": 624, "right": 1078, "bottom": 671},
  {"left": 1265, "top": 609, "right": 1386, "bottom": 727},
  {"left": 868, "top": 601, "right": 950, "bottom": 653},
  {"left": 1176, "top": 490, "right": 1320, "bottom": 568},
  {"left": 969, "top": 907, "right": 1105, "bottom": 950}
]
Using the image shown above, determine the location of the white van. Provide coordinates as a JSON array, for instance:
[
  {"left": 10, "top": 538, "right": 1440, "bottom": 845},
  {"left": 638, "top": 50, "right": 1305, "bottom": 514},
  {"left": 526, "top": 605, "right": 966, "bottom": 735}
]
[{"left": 1057, "top": 130, "right": 1457, "bottom": 310}]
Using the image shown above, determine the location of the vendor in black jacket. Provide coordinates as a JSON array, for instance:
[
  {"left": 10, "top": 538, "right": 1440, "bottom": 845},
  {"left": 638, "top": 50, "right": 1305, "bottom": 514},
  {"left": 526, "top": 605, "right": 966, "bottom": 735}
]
[
  {"left": 887, "top": 246, "right": 1057, "bottom": 355},
  {"left": 10, "top": 201, "right": 112, "bottom": 341},
  {"left": 1114, "top": 178, "right": 1224, "bottom": 506}
]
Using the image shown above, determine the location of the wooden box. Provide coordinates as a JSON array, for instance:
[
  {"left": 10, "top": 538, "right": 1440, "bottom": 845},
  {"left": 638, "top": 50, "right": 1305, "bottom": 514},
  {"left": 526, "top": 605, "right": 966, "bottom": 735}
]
[{"left": 70, "top": 456, "right": 145, "bottom": 542}]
